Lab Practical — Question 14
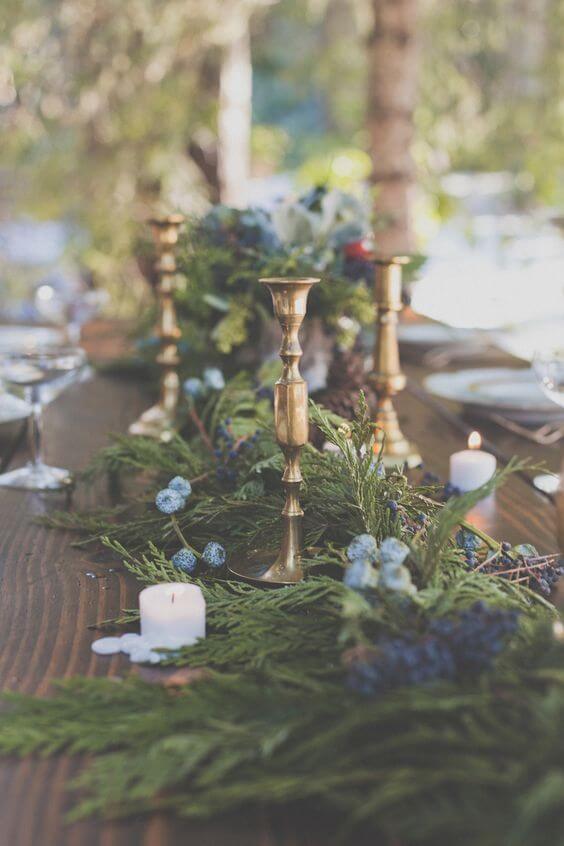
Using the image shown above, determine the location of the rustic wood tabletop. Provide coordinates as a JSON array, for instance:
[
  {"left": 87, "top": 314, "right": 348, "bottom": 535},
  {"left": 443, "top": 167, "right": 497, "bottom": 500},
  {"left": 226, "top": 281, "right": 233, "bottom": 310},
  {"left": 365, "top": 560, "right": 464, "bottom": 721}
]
[{"left": 0, "top": 335, "right": 560, "bottom": 846}]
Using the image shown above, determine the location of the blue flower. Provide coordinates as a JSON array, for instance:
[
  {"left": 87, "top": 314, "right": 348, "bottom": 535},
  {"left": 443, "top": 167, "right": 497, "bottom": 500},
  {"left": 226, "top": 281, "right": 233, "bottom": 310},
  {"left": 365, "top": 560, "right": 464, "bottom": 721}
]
[
  {"left": 347, "top": 534, "right": 378, "bottom": 564},
  {"left": 171, "top": 548, "right": 198, "bottom": 574},
  {"left": 344, "top": 559, "right": 379, "bottom": 591},
  {"left": 155, "top": 488, "right": 185, "bottom": 514},
  {"left": 203, "top": 368, "right": 225, "bottom": 391},
  {"left": 380, "top": 538, "right": 409, "bottom": 568},
  {"left": 168, "top": 476, "right": 192, "bottom": 499},
  {"left": 183, "top": 377, "right": 204, "bottom": 399},
  {"left": 202, "top": 541, "right": 226, "bottom": 569}
]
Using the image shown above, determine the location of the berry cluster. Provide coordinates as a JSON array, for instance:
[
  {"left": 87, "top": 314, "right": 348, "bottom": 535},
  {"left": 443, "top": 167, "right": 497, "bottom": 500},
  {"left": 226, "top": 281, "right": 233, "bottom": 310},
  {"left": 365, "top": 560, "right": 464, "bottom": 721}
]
[
  {"left": 155, "top": 476, "right": 192, "bottom": 514},
  {"left": 183, "top": 367, "right": 226, "bottom": 401},
  {"left": 454, "top": 531, "right": 564, "bottom": 597},
  {"left": 422, "top": 471, "right": 461, "bottom": 501},
  {"left": 455, "top": 528, "right": 481, "bottom": 568},
  {"left": 346, "top": 601, "right": 520, "bottom": 696},
  {"left": 214, "top": 419, "right": 260, "bottom": 483},
  {"left": 344, "top": 534, "right": 416, "bottom": 595},
  {"left": 171, "top": 541, "right": 227, "bottom": 575}
]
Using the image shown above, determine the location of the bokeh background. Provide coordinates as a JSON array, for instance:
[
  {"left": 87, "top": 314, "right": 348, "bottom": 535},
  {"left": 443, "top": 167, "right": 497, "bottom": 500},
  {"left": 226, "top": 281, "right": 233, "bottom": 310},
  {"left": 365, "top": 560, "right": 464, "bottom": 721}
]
[{"left": 1, "top": 0, "right": 563, "bottom": 327}]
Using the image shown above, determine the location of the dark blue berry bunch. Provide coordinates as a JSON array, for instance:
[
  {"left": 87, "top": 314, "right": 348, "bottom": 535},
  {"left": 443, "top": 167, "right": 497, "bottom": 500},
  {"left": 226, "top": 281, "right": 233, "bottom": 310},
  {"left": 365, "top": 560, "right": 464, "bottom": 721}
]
[
  {"left": 456, "top": 529, "right": 481, "bottom": 568},
  {"left": 442, "top": 481, "right": 461, "bottom": 501},
  {"left": 346, "top": 636, "right": 456, "bottom": 695},
  {"left": 214, "top": 419, "right": 260, "bottom": 483},
  {"left": 386, "top": 500, "right": 399, "bottom": 518},
  {"left": 429, "top": 601, "right": 519, "bottom": 674},
  {"left": 420, "top": 471, "right": 461, "bottom": 501},
  {"left": 346, "top": 601, "right": 520, "bottom": 696},
  {"left": 458, "top": 534, "right": 564, "bottom": 597}
]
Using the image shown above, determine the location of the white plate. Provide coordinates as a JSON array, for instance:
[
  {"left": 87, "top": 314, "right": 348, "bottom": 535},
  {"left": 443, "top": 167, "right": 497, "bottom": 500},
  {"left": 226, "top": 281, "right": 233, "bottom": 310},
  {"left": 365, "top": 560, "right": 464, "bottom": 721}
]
[
  {"left": 424, "top": 367, "right": 564, "bottom": 424},
  {"left": 492, "top": 319, "right": 564, "bottom": 363},
  {"left": 398, "top": 323, "right": 479, "bottom": 347},
  {"left": 0, "top": 325, "right": 65, "bottom": 354}
]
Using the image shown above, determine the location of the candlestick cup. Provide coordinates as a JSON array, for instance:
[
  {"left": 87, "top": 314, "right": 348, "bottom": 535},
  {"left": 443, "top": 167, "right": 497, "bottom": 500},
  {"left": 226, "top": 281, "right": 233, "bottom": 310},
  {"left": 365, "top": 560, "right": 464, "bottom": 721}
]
[{"left": 228, "top": 277, "right": 319, "bottom": 585}]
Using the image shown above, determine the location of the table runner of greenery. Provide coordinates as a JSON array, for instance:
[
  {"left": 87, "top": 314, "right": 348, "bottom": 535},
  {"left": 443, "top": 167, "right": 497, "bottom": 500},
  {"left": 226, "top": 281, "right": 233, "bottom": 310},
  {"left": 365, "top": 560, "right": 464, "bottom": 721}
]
[{"left": 1, "top": 385, "right": 563, "bottom": 846}]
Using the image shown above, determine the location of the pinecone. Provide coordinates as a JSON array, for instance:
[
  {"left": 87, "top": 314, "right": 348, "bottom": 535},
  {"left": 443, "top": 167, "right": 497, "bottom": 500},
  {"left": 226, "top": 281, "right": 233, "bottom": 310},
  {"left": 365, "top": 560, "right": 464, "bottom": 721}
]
[{"left": 311, "top": 349, "right": 376, "bottom": 447}]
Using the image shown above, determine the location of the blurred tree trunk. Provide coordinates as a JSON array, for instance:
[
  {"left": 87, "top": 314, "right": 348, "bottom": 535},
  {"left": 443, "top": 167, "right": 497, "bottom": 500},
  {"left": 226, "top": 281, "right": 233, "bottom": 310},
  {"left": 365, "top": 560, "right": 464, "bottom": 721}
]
[
  {"left": 218, "top": 18, "right": 252, "bottom": 207},
  {"left": 367, "top": 0, "right": 418, "bottom": 255}
]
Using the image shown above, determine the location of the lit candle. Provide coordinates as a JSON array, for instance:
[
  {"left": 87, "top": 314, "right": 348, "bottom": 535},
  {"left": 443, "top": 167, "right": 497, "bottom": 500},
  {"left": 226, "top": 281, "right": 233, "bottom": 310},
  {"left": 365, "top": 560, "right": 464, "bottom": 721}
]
[
  {"left": 449, "top": 431, "right": 496, "bottom": 493},
  {"left": 139, "top": 583, "right": 205, "bottom": 649}
]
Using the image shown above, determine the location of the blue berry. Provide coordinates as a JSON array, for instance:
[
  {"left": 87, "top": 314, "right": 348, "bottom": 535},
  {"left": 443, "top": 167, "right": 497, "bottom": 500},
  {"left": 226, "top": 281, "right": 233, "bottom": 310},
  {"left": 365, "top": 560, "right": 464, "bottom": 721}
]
[
  {"left": 168, "top": 476, "right": 192, "bottom": 499},
  {"left": 387, "top": 500, "right": 399, "bottom": 515},
  {"left": 380, "top": 537, "right": 409, "bottom": 567},
  {"left": 347, "top": 534, "right": 378, "bottom": 564},
  {"left": 171, "top": 548, "right": 197, "bottom": 574},
  {"left": 183, "top": 377, "right": 203, "bottom": 398},
  {"left": 155, "top": 488, "right": 185, "bottom": 514},
  {"left": 344, "top": 559, "right": 378, "bottom": 590},
  {"left": 202, "top": 541, "right": 226, "bottom": 569},
  {"left": 203, "top": 368, "right": 225, "bottom": 391},
  {"left": 443, "top": 482, "right": 461, "bottom": 500},
  {"left": 456, "top": 529, "right": 480, "bottom": 551}
]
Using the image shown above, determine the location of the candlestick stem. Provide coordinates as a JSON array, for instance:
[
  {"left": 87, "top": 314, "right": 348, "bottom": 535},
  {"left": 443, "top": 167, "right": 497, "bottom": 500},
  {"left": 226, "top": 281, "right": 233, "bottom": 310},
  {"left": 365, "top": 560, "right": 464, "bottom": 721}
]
[
  {"left": 129, "top": 214, "right": 184, "bottom": 443},
  {"left": 369, "top": 255, "right": 421, "bottom": 468},
  {"left": 228, "top": 277, "right": 319, "bottom": 585}
]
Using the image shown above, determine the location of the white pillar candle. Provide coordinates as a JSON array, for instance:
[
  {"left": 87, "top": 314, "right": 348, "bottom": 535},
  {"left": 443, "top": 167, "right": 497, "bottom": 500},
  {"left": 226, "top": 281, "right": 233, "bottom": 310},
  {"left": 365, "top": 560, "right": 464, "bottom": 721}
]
[
  {"left": 449, "top": 431, "right": 496, "bottom": 493},
  {"left": 139, "top": 583, "right": 205, "bottom": 649}
]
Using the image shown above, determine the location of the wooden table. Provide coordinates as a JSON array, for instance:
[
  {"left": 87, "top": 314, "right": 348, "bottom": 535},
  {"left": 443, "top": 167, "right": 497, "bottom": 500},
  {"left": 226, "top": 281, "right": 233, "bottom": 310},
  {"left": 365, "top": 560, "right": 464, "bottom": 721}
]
[{"left": 0, "top": 344, "right": 560, "bottom": 846}]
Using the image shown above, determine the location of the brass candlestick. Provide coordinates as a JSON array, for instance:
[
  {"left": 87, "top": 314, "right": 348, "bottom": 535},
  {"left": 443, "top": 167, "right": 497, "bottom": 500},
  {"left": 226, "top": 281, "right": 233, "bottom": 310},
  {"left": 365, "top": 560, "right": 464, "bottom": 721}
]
[
  {"left": 129, "top": 214, "right": 185, "bottom": 443},
  {"left": 228, "top": 277, "right": 320, "bottom": 585},
  {"left": 369, "top": 255, "right": 421, "bottom": 469}
]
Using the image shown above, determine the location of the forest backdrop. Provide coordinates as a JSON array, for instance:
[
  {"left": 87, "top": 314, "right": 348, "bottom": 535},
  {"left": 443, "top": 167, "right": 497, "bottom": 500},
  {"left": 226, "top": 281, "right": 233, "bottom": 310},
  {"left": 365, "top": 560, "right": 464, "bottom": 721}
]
[{"left": 0, "top": 0, "right": 562, "bottom": 303}]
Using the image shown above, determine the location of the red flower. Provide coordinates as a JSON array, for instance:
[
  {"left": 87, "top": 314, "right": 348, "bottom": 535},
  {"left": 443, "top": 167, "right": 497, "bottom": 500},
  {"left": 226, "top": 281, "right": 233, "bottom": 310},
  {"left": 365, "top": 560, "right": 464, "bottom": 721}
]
[{"left": 343, "top": 239, "right": 372, "bottom": 260}]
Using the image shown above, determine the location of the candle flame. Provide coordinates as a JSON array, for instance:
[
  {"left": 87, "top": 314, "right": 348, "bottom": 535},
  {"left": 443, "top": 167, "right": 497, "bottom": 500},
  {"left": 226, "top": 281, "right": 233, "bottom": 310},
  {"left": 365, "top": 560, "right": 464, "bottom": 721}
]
[{"left": 468, "top": 431, "right": 482, "bottom": 450}]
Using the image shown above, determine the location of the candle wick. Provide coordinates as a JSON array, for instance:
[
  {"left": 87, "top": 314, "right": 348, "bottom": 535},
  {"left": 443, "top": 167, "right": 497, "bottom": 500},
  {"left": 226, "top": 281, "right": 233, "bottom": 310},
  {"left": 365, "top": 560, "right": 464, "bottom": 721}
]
[{"left": 172, "top": 593, "right": 175, "bottom": 604}]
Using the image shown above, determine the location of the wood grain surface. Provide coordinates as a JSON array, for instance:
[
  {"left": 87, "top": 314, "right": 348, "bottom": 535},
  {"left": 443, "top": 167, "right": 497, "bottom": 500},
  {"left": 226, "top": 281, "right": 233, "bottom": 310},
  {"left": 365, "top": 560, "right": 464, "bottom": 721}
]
[{"left": 0, "top": 345, "right": 559, "bottom": 846}]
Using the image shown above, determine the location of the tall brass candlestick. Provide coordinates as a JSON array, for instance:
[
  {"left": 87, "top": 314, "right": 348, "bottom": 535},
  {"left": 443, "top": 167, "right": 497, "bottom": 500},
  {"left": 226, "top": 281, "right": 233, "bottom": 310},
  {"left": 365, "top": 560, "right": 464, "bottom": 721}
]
[
  {"left": 228, "top": 277, "right": 320, "bottom": 585},
  {"left": 369, "top": 255, "right": 421, "bottom": 469},
  {"left": 129, "top": 214, "right": 185, "bottom": 443}
]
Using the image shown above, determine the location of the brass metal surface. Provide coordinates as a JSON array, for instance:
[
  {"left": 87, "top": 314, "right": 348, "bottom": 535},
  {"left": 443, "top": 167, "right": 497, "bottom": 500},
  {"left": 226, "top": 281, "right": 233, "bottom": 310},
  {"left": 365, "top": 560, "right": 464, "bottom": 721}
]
[
  {"left": 228, "top": 277, "right": 319, "bottom": 585},
  {"left": 369, "top": 255, "right": 421, "bottom": 468},
  {"left": 129, "top": 215, "right": 184, "bottom": 442}
]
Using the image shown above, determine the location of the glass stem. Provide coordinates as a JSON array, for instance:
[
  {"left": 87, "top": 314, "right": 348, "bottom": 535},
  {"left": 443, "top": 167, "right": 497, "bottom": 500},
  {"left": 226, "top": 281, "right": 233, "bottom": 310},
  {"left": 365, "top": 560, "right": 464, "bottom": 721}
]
[{"left": 25, "top": 386, "right": 44, "bottom": 468}]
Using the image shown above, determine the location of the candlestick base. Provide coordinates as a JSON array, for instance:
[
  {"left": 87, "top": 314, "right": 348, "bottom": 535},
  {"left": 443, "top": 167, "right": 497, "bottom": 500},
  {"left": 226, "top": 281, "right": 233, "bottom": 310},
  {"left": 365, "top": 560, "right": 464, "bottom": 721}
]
[
  {"left": 373, "top": 398, "right": 421, "bottom": 469},
  {"left": 375, "top": 434, "right": 422, "bottom": 470},
  {"left": 228, "top": 548, "right": 303, "bottom": 586},
  {"left": 128, "top": 404, "right": 175, "bottom": 443}
]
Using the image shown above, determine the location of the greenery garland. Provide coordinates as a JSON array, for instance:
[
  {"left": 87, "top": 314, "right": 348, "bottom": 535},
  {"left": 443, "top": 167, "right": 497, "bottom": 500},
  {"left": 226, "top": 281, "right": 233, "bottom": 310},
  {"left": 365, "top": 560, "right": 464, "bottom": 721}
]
[{"left": 1, "top": 381, "right": 563, "bottom": 845}]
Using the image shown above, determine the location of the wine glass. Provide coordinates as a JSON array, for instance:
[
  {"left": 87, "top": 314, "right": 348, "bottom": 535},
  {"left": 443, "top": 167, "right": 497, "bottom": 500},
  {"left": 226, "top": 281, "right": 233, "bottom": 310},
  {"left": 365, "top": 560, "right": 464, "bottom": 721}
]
[
  {"left": 532, "top": 347, "right": 564, "bottom": 494},
  {"left": 0, "top": 346, "right": 86, "bottom": 491},
  {"left": 35, "top": 283, "right": 109, "bottom": 345}
]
